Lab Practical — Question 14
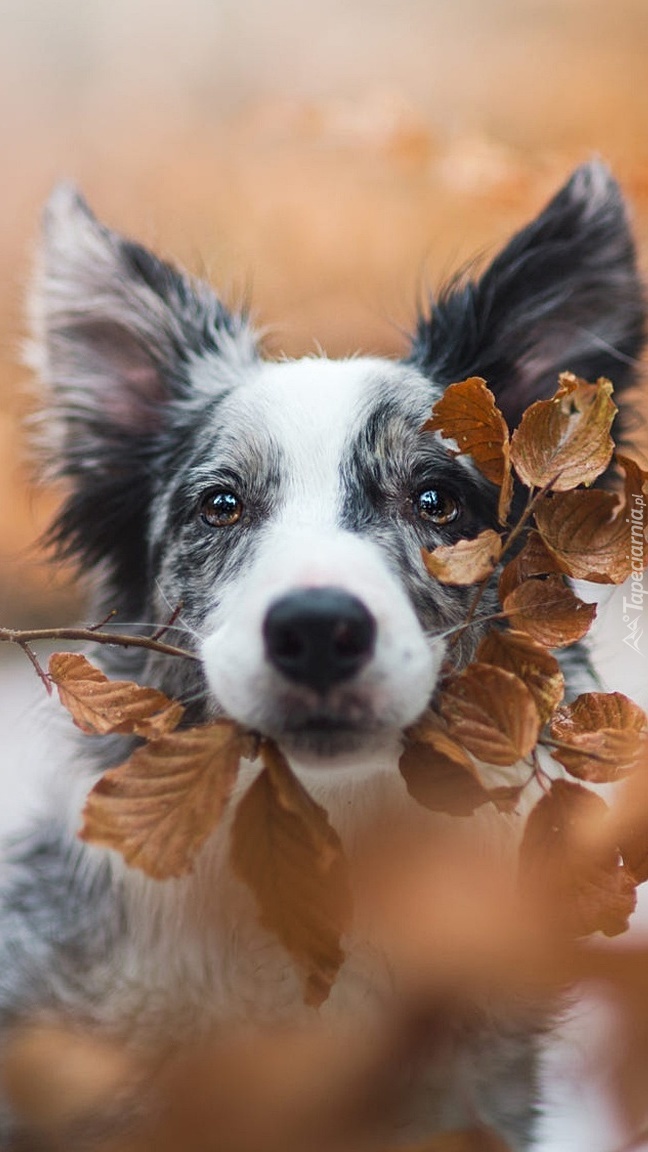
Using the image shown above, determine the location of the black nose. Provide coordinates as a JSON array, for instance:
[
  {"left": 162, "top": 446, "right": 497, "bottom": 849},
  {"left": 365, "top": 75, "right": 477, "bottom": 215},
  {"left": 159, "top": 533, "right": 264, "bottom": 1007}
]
[{"left": 263, "top": 587, "right": 376, "bottom": 694}]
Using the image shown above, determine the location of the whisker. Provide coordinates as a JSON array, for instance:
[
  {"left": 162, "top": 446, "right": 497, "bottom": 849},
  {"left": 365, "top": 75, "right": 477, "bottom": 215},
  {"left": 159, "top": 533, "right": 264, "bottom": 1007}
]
[
  {"left": 98, "top": 620, "right": 197, "bottom": 640},
  {"left": 155, "top": 580, "right": 202, "bottom": 641},
  {"left": 426, "top": 610, "right": 505, "bottom": 643},
  {"left": 177, "top": 687, "right": 211, "bottom": 710},
  {"left": 574, "top": 326, "right": 644, "bottom": 370}
]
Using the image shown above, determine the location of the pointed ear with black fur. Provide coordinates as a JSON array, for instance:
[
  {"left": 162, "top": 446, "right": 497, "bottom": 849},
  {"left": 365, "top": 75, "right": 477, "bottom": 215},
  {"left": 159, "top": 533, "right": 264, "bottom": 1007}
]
[
  {"left": 30, "top": 184, "right": 257, "bottom": 603},
  {"left": 31, "top": 183, "right": 257, "bottom": 460},
  {"left": 408, "top": 161, "right": 646, "bottom": 430}
]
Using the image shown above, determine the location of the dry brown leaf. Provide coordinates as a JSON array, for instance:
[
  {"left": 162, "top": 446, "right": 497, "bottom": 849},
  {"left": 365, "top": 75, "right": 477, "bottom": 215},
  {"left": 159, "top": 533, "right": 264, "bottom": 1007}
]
[
  {"left": 355, "top": 821, "right": 556, "bottom": 1010},
  {"left": 534, "top": 490, "right": 627, "bottom": 584},
  {"left": 550, "top": 691, "right": 647, "bottom": 783},
  {"left": 4, "top": 1016, "right": 403, "bottom": 1152},
  {"left": 476, "top": 629, "right": 564, "bottom": 725},
  {"left": 3, "top": 1023, "right": 139, "bottom": 1140},
  {"left": 439, "top": 663, "right": 539, "bottom": 766},
  {"left": 497, "top": 531, "right": 562, "bottom": 603},
  {"left": 533, "top": 456, "right": 648, "bottom": 584},
  {"left": 80, "top": 721, "right": 250, "bottom": 878},
  {"left": 619, "top": 816, "right": 648, "bottom": 886},
  {"left": 422, "top": 377, "right": 510, "bottom": 486},
  {"left": 618, "top": 452, "right": 648, "bottom": 529},
  {"left": 510, "top": 372, "right": 616, "bottom": 491},
  {"left": 231, "top": 740, "right": 351, "bottom": 1007},
  {"left": 606, "top": 743, "right": 648, "bottom": 883},
  {"left": 620, "top": 842, "right": 648, "bottom": 893},
  {"left": 502, "top": 574, "right": 597, "bottom": 647},
  {"left": 422, "top": 530, "right": 502, "bottom": 586},
  {"left": 520, "top": 779, "right": 636, "bottom": 939},
  {"left": 49, "top": 652, "right": 184, "bottom": 738},
  {"left": 422, "top": 377, "right": 513, "bottom": 523},
  {"left": 155, "top": 1021, "right": 401, "bottom": 1152},
  {"left": 399, "top": 722, "right": 491, "bottom": 816}
]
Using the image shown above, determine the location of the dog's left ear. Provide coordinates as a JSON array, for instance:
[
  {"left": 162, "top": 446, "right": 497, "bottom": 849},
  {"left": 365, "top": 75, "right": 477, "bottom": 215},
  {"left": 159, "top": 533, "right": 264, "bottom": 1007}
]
[
  {"left": 30, "top": 184, "right": 257, "bottom": 607},
  {"left": 31, "top": 184, "right": 257, "bottom": 442},
  {"left": 409, "top": 161, "right": 646, "bottom": 429}
]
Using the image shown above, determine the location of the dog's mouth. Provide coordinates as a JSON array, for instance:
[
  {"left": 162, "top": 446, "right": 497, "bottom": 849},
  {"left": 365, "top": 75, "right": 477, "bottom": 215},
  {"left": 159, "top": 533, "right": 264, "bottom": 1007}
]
[
  {"left": 264, "top": 700, "right": 382, "bottom": 758},
  {"left": 273, "top": 723, "right": 378, "bottom": 760},
  {"left": 280, "top": 720, "right": 379, "bottom": 758}
]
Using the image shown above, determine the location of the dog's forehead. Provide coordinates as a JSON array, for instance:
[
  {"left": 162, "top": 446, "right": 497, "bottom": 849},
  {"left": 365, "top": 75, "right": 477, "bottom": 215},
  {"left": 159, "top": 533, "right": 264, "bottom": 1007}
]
[{"left": 221, "top": 356, "right": 438, "bottom": 448}]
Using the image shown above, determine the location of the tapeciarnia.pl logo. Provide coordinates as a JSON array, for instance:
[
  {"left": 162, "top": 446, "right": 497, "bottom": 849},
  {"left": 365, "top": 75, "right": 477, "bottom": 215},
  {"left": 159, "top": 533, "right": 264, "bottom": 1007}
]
[{"left": 622, "top": 491, "right": 647, "bottom": 654}]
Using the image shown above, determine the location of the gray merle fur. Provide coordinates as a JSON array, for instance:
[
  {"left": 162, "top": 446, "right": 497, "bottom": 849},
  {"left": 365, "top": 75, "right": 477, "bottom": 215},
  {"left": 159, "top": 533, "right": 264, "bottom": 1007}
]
[{"left": 339, "top": 389, "right": 502, "bottom": 668}]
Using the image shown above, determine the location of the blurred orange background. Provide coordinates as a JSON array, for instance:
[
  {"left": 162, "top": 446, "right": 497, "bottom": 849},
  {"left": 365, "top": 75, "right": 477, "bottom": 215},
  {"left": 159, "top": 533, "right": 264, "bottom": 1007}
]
[{"left": 1, "top": 0, "right": 648, "bottom": 623}]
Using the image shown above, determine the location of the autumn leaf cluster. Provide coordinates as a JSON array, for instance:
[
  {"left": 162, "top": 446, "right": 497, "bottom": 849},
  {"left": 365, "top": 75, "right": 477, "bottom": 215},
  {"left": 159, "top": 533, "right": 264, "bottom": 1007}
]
[
  {"left": 44, "top": 372, "right": 648, "bottom": 1006},
  {"left": 413, "top": 373, "right": 648, "bottom": 939}
]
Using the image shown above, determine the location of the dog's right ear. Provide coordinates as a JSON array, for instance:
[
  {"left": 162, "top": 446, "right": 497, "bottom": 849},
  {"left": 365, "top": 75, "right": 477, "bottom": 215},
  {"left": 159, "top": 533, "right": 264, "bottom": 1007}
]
[
  {"left": 30, "top": 185, "right": 257, "bottom": 601},
  {"left": 409, "top": 162, "right": 646, "bottom": 432}
]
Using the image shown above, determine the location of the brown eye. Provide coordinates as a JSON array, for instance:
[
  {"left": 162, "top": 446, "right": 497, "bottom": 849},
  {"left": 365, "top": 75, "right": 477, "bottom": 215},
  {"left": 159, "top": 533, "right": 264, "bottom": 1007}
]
[
  {"left": 200, "top": 490, "right": 243, "bottom": 528},
  {"left": 415, "top": 488, "right": 460, "bottom": 526}
]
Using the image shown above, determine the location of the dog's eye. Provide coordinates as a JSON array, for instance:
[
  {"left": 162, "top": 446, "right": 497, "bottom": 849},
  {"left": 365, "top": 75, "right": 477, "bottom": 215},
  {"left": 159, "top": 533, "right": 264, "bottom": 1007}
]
[
  {"left": 200, "top": 490, "right": 243, "bottom": 528},
  {"left": 415, "top": 488, "right": 461, "bottom": 526}
]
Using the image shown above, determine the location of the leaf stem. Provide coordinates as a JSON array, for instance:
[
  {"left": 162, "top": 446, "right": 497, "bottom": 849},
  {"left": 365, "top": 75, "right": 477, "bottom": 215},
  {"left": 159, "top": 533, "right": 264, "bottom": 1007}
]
[
  {"left": 541, "top": 736, "right": 613, "bottom": 766},
  {"left": 494, "top": 475, "right": 559, "bottom": 569},
  {"left": 531, "top": 748, "right": 553, "bottom": 794}
]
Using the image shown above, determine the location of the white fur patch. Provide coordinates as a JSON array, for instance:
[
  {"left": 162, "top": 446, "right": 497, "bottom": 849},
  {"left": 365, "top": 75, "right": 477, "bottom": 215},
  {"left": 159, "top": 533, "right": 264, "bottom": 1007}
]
[{"left": 200, "top": 357, "right": 444, "bottom": 748}]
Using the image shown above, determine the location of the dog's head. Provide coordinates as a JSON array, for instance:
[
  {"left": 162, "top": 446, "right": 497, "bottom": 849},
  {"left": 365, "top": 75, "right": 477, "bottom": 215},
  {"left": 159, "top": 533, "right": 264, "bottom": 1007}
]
[{"left": 31, "top": 162, "right": 645, "bottom": 759}]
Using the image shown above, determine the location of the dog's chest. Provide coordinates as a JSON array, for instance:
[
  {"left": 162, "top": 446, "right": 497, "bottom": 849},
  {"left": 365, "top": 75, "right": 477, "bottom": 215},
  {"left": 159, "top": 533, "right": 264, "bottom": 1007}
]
[
  {"left": 114, "top": 846, "right": 535, "bottom": 1148},
  {"left": 111, "top": 762, "right": 404, "bottom": 1032}
]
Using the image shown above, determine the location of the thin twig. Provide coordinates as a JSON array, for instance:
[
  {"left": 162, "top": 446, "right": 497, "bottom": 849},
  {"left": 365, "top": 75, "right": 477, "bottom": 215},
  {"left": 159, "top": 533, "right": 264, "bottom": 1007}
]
[
  {"left": 16, "top": 640, "right": 53, "bottom": 694},
  {"left": 496, "top": 475, "right": 560, "bottom": 563},
  {"left": 0, "top": 626, "right": 200, "bottom": 664},
  {"left": 151, "top": 602, "right": 184, "bottom": 642},
  {"left": 89, "top": 609, "right": 118, "bottom": 632}
]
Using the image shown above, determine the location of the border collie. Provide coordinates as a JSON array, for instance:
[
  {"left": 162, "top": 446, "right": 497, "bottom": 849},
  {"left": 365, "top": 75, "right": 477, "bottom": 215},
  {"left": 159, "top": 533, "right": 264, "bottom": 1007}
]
[{"left": 0, "top": 161, "right": 644, "bottom": 1148}]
